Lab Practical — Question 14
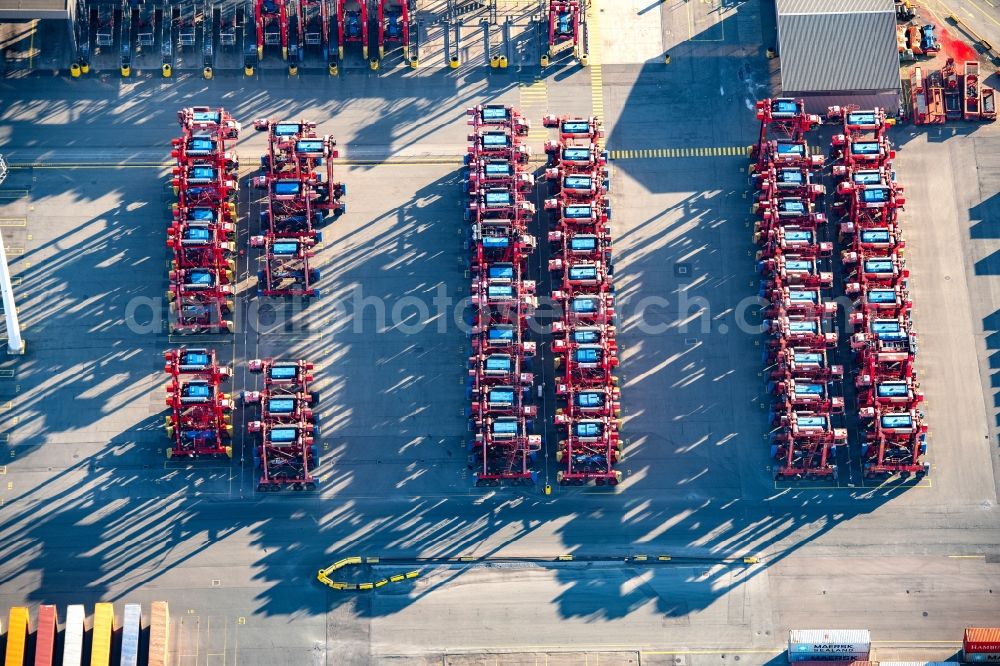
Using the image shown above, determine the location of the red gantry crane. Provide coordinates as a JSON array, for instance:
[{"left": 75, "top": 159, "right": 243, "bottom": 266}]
[
  {"left": 544, "top": 0, "right": 585, "bottom": 65},
  {"left": 255, "top": 0, "right": 290, "bottom": 60},
  {"left": 376, "top": 0, "right": 411, "bottom": 62},
  {"left": 336, "top": 0, "right": 368, "bottom": 61}
]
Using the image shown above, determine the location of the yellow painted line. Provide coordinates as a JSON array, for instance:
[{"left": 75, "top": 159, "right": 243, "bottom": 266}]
[
  {"left": 0, "top": 219, "right": 26, "bottom": 227},
  {"left": 0, "top": 370, "right": 14, "bottom": 378},
  {"left": 12, "top": 157, "right": 472, "bottom": 169},
  {"left": 6, "top": 247, "right": 24, "bottom": 255},
  {"left": 589, "top": 0, "right": 605, "bottom": 117},
  {"left": 965, "top": 0, "right": 1000, "bottom": 26},
  {"left": 11, "top": 163, "right": 168, "bottom": 169},
  {"left": 948, "top": 554, "right": 986, "bottom": 559},
  {"left": 607, "top": 146, "right": 758, "bottom": 160}
]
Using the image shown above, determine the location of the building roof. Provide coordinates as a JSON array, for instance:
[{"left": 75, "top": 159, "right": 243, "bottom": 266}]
[
  {"left": 777, "top": 0, "right": 892, "bottom": 13},
  {"left": 777, "top": 0, "right": 900, "bottom": 93},
  {"left": 0, "top": 0, "right": 70, "bottom": 20}
]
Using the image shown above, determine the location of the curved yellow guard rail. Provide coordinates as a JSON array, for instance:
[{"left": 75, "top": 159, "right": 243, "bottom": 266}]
[{"left": 317, "top": 557, "right": 420, "bottom": 591}]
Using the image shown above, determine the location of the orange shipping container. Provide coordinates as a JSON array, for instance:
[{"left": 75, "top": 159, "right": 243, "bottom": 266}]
[
  {"left": 966, "top": 628, "right": 1000, "bottom": 653},
  {"left": 4, "top": 607, "right": 30, "bottom": 666},
  {"left": 148, "top": 601, "right": 170, "bottom": 666},
  {"left": 33, "top": 605, "right": 57, "bottom": 666}
]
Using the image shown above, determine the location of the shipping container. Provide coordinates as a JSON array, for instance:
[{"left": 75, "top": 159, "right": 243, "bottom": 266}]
[
  {"left": 62, "top": 605, "right": 85, "bottom": 666},
  {"left": 880, "top": 662, "right": 961, "bottom": 666},
  {"left": 120, "top": 604, "right": 142, "bottom": 666},
  {"left": 788, "top": 629, "right": 871, "bottom": 663},
  {"left": 148, "top": 601, "right": 170, "bottom": 666},
  {"left": 966, "top": 628, "right": 1000, "bottom": 654},
  {"left": 33, "top": 605, "right": 57, "bottom": 666},
  {"left": 966, "top": 656, "right": 1000, "bottom": 663},
  {"left": 90, "top": 602, "right": 115, "bottom": 666},
  {"left": 4, "top": 607, "right": 30, "bottom": 666}
]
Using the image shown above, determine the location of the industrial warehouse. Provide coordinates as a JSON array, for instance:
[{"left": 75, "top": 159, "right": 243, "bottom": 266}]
[{"left": 0, "top": 0, "right": 999, "bottom": 664}]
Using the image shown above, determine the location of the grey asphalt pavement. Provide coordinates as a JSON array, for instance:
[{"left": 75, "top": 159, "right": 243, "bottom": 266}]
[{"left": 0, "top": 0, "right": 998, "bottom": 664}]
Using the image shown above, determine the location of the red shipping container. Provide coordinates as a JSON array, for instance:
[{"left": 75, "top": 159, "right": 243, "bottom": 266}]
[
  {"left": 33, "top": 605, "right": 57, "bottom": 666},
  {"left": 966, "top": 628, "right": 1000, "bottom": 653}
]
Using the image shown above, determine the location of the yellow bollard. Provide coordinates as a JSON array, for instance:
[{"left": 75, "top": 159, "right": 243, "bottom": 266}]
[
  {"left": 579, "top": 53, "right": 588, "bottom": 67},
  {"left": 244, "top": 64, "right": 254, "bottom": 76},
  {"left": 409, "top": 57, "right": 418, "bottom": 69},
  {"left": 80, "top": 62, "right": 90, "bottom": 74},
  {"left": 162, "top": 63, "right": 173, "bottom": 77},
  {"left": 369, "top": 58, "right": 379, "bottom": 71},
  {"left": 490, "top": 55, "right": 500, "bottom": 68},
  {"left": 540, "top": 53, "right": 549, "bottom": 67},
  {"left": 288, "top": 63, "right": 298, "bottom": 76},
  {"left": 544, "top": 483, "right": 551, "bottom": 495},
  {"left": 664, "top": 53, "right": 671, "bottom": 65},
  {"left": 328, "top": 62, "right": 338, "bottom": 76},
  {"left": 498, "top": 55, "right": 508, "bottom": 69},
  {"left": 70, "top": 63, "right": 81, "bottom": 77},
  {"left": 203, "top": 66, "right": 213, "bottom": 80},
  {"left": 449, "top": 55, "right": 460, "bottom": 69},
  {"left": 766, "top": 48, "right": 775, "bottom": 59},
  {"left": 121, "top": 64, "right": 131, "bottom": 77}
]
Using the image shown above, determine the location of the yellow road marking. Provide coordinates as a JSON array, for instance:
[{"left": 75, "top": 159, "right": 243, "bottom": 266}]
[
  {"left": 589, "top": 0, "right": 605, "bottom": 118},
  {"left": 965, "top": 0, "right": 1000, "bottom": 26},
  {"left": 609, "top": 146, "right": 752, "bottom": 160},
  {"left": 0, "top": 219, "right": 26, "bottom": 227}
]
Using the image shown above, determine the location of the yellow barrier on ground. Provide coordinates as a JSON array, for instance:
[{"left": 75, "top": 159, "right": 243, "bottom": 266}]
[{"left": 317, "top": 556, "right": 421, "bottom": 591}]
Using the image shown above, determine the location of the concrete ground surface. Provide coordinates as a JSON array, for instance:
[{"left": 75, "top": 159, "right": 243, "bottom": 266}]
[{"left": 0, "top": 0, "right": 998, "bottom": 664}]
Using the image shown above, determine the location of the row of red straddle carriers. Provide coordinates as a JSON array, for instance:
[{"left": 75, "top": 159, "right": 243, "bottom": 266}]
[
  {"left": 752, "top": 98, "right": 927, "bottom": 482},
  {"left": 464, "top": 105, "right": 622, "bottom": 487}
]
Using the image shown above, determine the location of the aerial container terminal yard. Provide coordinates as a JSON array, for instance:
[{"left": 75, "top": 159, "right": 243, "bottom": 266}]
[{"left": 0, "top": 0, "right": 998, "bottom": 663}]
